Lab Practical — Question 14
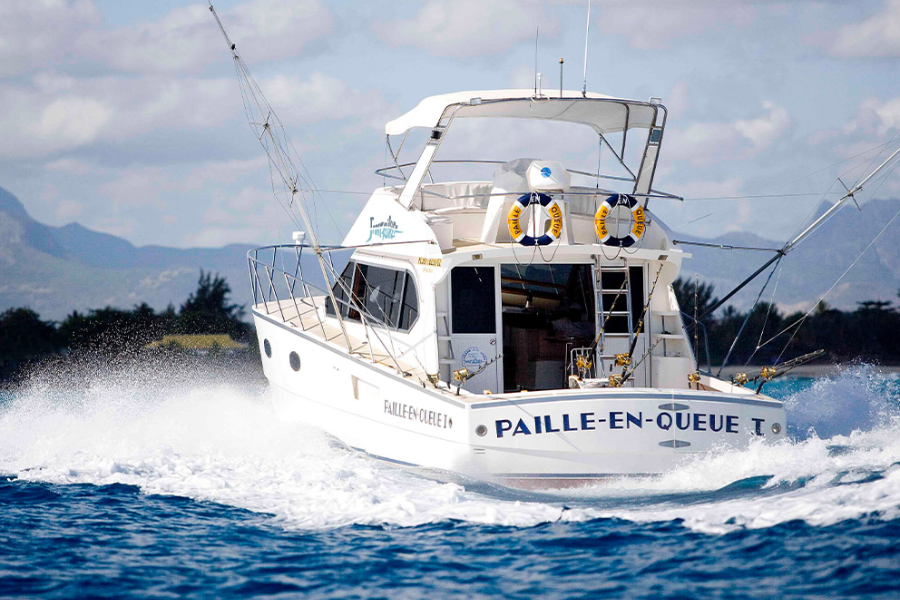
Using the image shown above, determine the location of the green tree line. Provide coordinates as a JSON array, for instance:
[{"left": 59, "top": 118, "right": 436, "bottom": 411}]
[
  {"left": 672, "top": 277, "right": 900, "bottom": 367},
  {"left": 0, "top": 271, "right": 252, "bottom": 380}
]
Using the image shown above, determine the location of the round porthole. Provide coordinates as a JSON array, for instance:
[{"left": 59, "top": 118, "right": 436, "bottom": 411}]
[
  {"left": 263, "top": 339, "right": 272, "bottom": 358},
  {"left": 771, "top": 422, "right": 782, "bottom": 435},
  {"left": 475, "top": 425, "right": 487, "bottom": 437},
  {"left": 289, "top": 351, "right": 301, "bottom": 372}
]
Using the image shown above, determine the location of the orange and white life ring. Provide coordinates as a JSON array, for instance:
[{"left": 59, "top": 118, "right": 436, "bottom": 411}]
[
  {"left": 594, "top": 194, "right": 646, "bottom": 247},
  {"left": 507, "top": 193, "right": 563, "bottom": 246}
]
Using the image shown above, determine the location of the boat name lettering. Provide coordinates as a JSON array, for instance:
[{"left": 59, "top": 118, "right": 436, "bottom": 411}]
[
  {"left": 494, "top": 411, "right": 744, "bottom": 438},
  {"left": 417, "top": 257, "right": 443, "bottom": 267},
  {"left": 385, "top": 400, "right": 452, "bottom": 429},
  {"left": 366, "top": 215, "right": 403, "bottom": 242}
]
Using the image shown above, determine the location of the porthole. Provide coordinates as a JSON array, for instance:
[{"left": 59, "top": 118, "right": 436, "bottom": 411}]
[
  {"left": 771, "top": 422, "right": 782, "bottom": 435},
  {"left": 475, "top": 425, "right": 487, "bottom": 437},
  {"left": 289, "top": 351, "right": 301, "bottom": 372},
  {"left": 263, "top": 339, "right": 272, "bottom": 358}
]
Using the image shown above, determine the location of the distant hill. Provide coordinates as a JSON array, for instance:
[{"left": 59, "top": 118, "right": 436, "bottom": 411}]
[
  {"left": 0, "top": 186, "right": 259, "bottom": 321},
  {"left": 676, "top": 198, "right": 900, "bottom": 312},
  {"left": 0, "top": 186, "right": 897, "bottom": 320}
]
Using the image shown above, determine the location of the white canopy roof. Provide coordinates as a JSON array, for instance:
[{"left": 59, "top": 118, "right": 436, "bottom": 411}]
[{"left": 385, "top": 89, "right": 660, "bottom": 136}]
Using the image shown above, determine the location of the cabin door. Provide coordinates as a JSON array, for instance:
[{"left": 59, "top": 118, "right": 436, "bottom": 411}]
[{"left": 449, "top": 266, "right": 502, "bottom": 394}]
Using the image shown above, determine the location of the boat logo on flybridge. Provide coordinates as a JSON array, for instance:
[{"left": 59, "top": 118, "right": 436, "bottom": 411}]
[{"left": 366, "top": 215, "right": 403, "bottom": 242}]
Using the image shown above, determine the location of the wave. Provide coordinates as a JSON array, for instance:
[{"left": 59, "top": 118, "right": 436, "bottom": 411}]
[{"left": 1, "top": 360, "right": 898, "bottom": 534}]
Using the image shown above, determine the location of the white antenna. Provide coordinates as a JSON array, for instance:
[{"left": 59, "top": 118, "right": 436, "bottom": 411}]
[
  {"left": 534, "top": 26, "right": 540, "bottom": 96},
  {"left": 582, "top": 0, "right": 591, "bottom": 97}
]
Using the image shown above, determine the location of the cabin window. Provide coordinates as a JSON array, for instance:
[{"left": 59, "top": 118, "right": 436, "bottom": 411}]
[
  {"left": 451, "top": 267, "right": 496, "bottom": 334},
  {"left": 325, "top": 260, "right": 418, "bottom": 331}
]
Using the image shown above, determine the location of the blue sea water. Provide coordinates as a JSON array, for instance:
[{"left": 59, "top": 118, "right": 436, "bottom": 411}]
[{"left": 1, "top": 364, "right": 899, "bottom": 599}]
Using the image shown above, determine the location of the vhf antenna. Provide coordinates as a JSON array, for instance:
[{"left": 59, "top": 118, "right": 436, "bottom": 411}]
[
  {"left": 582, "top": 0, "right": 591, "bottom": 97},
  {"left": 534, "top": 26, "right": 540, "bottom": 96}
]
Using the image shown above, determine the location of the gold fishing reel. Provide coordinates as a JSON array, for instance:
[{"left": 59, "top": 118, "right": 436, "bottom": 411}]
[
  {"left": 614, "top": 353, "right": 631, "bottom": 367},
  {"left": 688, "top": 372, "right": 701, "bottom": 385},
  {"left": 760, "top": 366, "right": 777, "bottom": 381},
  {"left": 576, "top": 355, "right": 593, "bottom": 371},
  {"left": 607, "top": 374, "right": 624, "bottom": 388},
  {"left": 453, "top": 367, "right": 471, "bottom": 383},
  {"left": 732, "top": 372, "right": 749, "bottom": 385}
]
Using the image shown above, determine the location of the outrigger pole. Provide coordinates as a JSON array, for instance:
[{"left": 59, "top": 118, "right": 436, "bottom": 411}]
[
  {"left": 702, "top": 144, "right": 900, "bottom": 319},
  {"left": 208, "top": 2, "right": 352, "bottom": 351}
]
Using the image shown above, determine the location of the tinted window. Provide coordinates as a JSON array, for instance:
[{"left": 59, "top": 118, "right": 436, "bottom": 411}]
[
  {"left": 326, "top": 260, "right": 418, "bottom": 331},
  {"left": 358, "top": 265, "right": 404, "bottom": 325},
  {"left": 452, "top": 267, "right": 496, "bottom": 334},
  {"left": 326, "top": 260, "right": 356, "bottom": 318},
  {"left": 399, "top": 275, "right": 418, "bottom": 330}
]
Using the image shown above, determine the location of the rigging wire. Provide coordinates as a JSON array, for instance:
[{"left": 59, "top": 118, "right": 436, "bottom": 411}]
[
  {"left": 742, "top": 257, "right": 785, "bottom": 367},
  {"left": 715, "top": 255, "right": 783, "bottom": 377},
  {"left": 759, "top": 165, "right": 900, "bottom": 363}
]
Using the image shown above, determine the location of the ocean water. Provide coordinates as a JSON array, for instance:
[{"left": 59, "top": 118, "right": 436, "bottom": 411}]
[{"left": 1, "top": 363, "right": 899, "bottom": 599}]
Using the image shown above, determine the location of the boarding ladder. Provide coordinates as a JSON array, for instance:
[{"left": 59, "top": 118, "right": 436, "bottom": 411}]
[{"left": 594, "top": 257, "right": 635, "bottom": 380}]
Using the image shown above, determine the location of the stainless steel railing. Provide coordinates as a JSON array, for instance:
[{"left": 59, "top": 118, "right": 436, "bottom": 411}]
[{"left": 247, "top": 245, "right": 415, "bottom": 376}]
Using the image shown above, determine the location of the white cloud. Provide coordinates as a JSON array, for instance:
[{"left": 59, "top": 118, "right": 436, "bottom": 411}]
[
  {"left": 0, "top": 0, "right": 333, "bottom": 79},
  {"left": 0, "top": 0, "right": 99, "bottom": 76},
  {"left": 666, "top": 102, "right": 790, "bottom": 166},
  {"left": 596, "top": 1, "right": 757, "bottom": 50},
  {"left": 831, "top": 0, "right": 900, "bottom": 58},
  {"left": 375, "top": 0, "right": 561, "bottom": 58},
  {"left": 36, "top": 97, "right": 113, "bottom": 147},
  {"left": 735, "top": 101, "right": 790, "bottom": 150},
  {"left": 85, "top": 0, "right": 333, "bottom": 75},
  {"left": 0, "top": 76, "right": 237, "bottom": 158},
  {"left": 262, "top": 72, "right": 392, "bottom": 126},
  {"left": 55, "top": 199, "right": 85, "bottom": 221}
]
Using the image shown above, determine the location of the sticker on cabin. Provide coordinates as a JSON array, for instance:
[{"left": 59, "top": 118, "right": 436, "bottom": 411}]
[
  {"left": 418, "top": 257, "right": 442, "bottom": 267},
  {"left": 462, "top": 347, "right": 487, "bottom": 371},
  {"left": 366, "top": 215, "right": 403, "bottom": 242}
]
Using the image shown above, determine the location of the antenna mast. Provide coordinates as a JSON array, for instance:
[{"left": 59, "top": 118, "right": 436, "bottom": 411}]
[
  {"left": 582, "top": 0, "right": 591, "bottom": 97},
  {"left": 534, "top": 27, "right": 540, "bottom": 96}
]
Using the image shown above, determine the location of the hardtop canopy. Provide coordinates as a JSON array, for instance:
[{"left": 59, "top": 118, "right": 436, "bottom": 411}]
[{"left": 384, "top": 89, "right": 661, "bottom": 136}]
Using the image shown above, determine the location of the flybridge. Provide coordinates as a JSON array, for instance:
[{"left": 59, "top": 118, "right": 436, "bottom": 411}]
[{"left": 380, "top": 90, "right": 676, "bottom": 210}]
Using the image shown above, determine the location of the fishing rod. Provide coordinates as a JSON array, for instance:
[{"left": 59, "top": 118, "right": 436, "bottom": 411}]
[
  {"left": 730, "top": 349, "right": 825, "bottom": 393},
  {"left": 701, "top": 144, "right": 900, "bottom": 319}
]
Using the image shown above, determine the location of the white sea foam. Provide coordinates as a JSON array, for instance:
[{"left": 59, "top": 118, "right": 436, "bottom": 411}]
[{"left": 1, "top": 362, "right": 898, "bottom": 534}]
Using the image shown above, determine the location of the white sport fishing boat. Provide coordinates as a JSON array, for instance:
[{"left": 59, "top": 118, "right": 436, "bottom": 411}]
[
  {"left": 243, "top": 87, "right": 791, "bottom": 489},
  {"left": 209, "top": 4, "right": 894, "bottom": 489}
]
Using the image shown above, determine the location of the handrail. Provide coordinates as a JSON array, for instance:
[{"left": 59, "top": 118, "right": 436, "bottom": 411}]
[
  {"left": 247, "top": 247, "right": 416, "bottom": 378},
  {"left": 375, "top": 159, "right": 636, "bottom": 184}
]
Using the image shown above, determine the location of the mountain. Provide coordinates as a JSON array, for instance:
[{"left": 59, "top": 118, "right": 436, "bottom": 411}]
[
  {"left": 676, "top": 198, "right": 900, "bottom": 312},
  {"left": 0, "top": 187, "right": 259, "bottom": 321},
  {"left": 0, "top": 186, "right": 897, "bottom": 321}
]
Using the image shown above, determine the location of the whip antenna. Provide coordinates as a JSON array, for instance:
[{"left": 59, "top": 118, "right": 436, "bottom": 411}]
[
  {"left": 534, "top": 27, "right": 540, "bottom": 96},
  {"left": 582, "top": 0, "right": 591, "bottom": 97}
]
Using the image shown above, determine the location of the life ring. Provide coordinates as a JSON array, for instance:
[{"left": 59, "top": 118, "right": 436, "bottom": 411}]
[
  {"left": 507, "top": 193, "right": 563, "bottom": 246},
  {"left": 594, "top": 194, "right": 646, "bottom": 247}
]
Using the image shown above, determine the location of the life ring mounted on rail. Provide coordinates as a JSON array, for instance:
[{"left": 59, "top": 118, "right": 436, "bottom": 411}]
[
  {"left": 594, "top": 194, "right": 646, "bottom": 248},
  {"left": 507, "top": 193, "right": 564, "bottom": 247}
]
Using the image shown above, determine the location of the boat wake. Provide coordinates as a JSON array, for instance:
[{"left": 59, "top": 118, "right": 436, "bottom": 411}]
[{"left": 1, "top": 362, "right": 898, "bottom": 534}]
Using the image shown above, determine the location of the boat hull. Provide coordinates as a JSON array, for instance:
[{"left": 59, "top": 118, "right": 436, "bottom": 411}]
[{"left": 254, "top": 311, "right": 787, "bottom": 489}]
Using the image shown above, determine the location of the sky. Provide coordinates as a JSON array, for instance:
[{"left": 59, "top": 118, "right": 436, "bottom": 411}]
[{"left": 2, "top": 0, "right": 900, "bottom": 248}]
